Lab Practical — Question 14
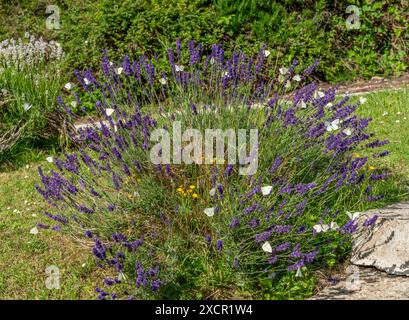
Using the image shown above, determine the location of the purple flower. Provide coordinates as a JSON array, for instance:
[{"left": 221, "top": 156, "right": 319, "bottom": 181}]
[
  {"left": 363, "top": 215, "right": 378, "bottom": 227},
  {"left": 229, "top": 217, "right": 240, "bottom": 229},
  {"left": 275, "top": 242, "right": 291, "bottom": 252},
  {"left": 151, "top": 279, "right": 162, "bottom": 292},
  {"left": 255, "top": 230, "right": 272, "bottom": 243},
  {"left": 248, "top": 218, "right": 260, "bottom": 228},
  {"left": 267, "top": 255, "right": 278, "bottom": 264},
  {"left": 216, "top": 239, "right": 223, "bottom": 251}
]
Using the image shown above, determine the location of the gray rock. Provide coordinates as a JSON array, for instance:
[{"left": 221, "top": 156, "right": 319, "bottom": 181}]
[
  {"left": 313, "top": 267, "right": 409, "bottom": 300},
  {"left": 351, "top": 202, "right": 409, "bottom": 276}
]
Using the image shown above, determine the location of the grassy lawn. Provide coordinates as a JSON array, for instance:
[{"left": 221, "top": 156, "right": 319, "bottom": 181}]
[
  {"left": 0, "top": 87, "right": 408, "bottom": 299},
  {"left": 0, "top": 163, "right": 105, "bottom": 299},
  {"left": 357, "top": 88, "right": 409, "bottom": 178}
]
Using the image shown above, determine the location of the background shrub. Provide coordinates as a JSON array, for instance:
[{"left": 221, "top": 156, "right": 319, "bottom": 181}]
[{"left": 0, "top": 0, "right": 407, "bottom": 82}]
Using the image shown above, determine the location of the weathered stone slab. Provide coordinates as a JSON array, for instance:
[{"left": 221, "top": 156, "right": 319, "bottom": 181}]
[
  {"left": 313, "top": 267, "right": 409, "bottom": 300},
  {"left": 351, "top": 202, "right": 409, "bottom": 276}
]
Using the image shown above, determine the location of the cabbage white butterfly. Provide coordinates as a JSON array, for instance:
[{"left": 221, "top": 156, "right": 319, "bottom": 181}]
[
  {"left": 262, "top": 241, "right": 273, "bottom": 253},
  {"left": 346, "top": 211, "right": 360, "bottom": 220},
  {"left": 292, "top": 75, "right": 301, "bottom": 82},
  {"left": 295, "top": 268, "right": 303, "bottom": 277},
  {"left": 342, "top": 128, "right": 353, "bottom": 136},
  {"left": 175, "top": 65, "right": 184, "bottom": 72},
  {"left": 261, "top": 186, "right": 273, "bottom": 196},
  {"left": 325, "top": 119, "right": 341, "bottom": 132},
  {"left": 314, "top": 91, "right": 325, "bottom": 98},
  {"left": 23, "top": 103, "right": 32, "bottom": 111},
  {"left": 279, "top": 67, "right": 289, "bottom": 75},
  {"left": 204, "top": 207, "right": 215, "bottom": 217},
  {"left": 64, "top": 82, "right": 74, "bottom": 90},
  {"left": 106, "top": 108, "right": 115, "bottom": 117},
  {"left": 313, "top": 224, "right": 330, "bottom": 233}
]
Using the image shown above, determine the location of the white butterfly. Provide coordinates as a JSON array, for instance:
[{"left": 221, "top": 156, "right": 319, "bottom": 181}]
[
  {"left": 159, "top": 78, "right": 167, "bottom": 85},
  {"left": 314, "top": 221, "right": 339, "bottom": 233},
  {"left": 116, "top": 67, "right": 123, "bottom": 75},
  {"left": 210, "top": 57, "right": 215, "bottom": 65},
  {"left": 64, "top": 82, "right": 74, "bottom": 90},
  {"left": 46, "top": 156, "right": 53, "bottom": 163},
  {"left": 106, "top": 108, "right": 115, "bottom": 117},
  {"left": 299, "top": 100, "right": 307, "bottom": 109},
  {"left": 359, "top": 97, "right": 367, "bottom": 104},
  {"left": 114, "top": 125, "right": 118, "bottom": 132},
  {"left": 382, "top": 112, "right": 388, "bottom": 116},
  {"left": 292, "top": 75, "right": 301, "bottom": 82},
  {"left": 342, "top": 128, "right": 353, "bottom": 136},
  {"left": 84, "top": 78, "right": 90, "bottom": 85},
  {"left": 262, "top": 241, "right": 273, "bottom": 253},
  {"left": 223, "top": 71, "right": 230, "bottom": 77},
  {"left": 261, "top": 185, "right": 273, "bottom": 196},
  {"left": 175, "top": 65, "right": 184, "bottom": 72},
  {"left": 325, "top": 102, "right": 333, "bottom": 109},
  {"left": 279, "top": 67, "right": 289, "bottom": 75},
  {"left": 30, "top": 226, "right": 39, "bottom": 235},
  {"left": 314, "top": 91, "right": 325, "bottom": 98},
  {"left": 23, "top": 103, "right": 32, "bottom": 111},
  {"left": 295, "top": 268, "right": 303, "bottom": 277},
  {"left": 204, "top": 207, "right": 215, "bottom": 217},
  {"left": 118, "top": 272, "right": 127, "bottom": 281},
  {"left": 325, "top": 119, "right": 341, "bottom": 132},
  {"left": 346, "top": 211, "right": 360, "bottom": 220},
  {"left": 330, "top": 222, "right": 339, "bottom": 230},
  {"left": 313, "top": 224, "right": 330, "bottom": 233},
  {"left": 209, "top": 188, "right": 216, "bottom": 197},
  {"left": 70, "top": 101, "right": 77, "bottom": 108},
  {"left": 263, "top": 50, "right": 271, "bottom": 57}
]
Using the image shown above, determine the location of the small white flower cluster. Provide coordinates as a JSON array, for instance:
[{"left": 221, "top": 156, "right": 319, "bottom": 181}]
[{"left": 0, "top": 33, "right": 64, "bottom": 69}]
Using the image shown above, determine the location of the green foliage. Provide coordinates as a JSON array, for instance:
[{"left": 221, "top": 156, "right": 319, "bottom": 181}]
[
  {"left": 214, "top": 0, "right": 408, "bottom": 82},
  {"left": 0, "top": 0, "right": 407, "bottom": 82}
]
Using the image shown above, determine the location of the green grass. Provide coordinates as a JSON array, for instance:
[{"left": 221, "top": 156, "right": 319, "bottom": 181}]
[
  {"left": 0, "top": 161, "right": 105, "bottom": 299},
  {"left": 0, "top": 88, "right": 408, "bottom": 299},
  {"left": 358, "top": 88, "right": 409, "bottom": 178}
]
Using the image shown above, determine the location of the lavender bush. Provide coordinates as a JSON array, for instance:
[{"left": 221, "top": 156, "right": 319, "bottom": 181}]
[{"left": 35, "top": 41, "right": 389, "bottom": 299}]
